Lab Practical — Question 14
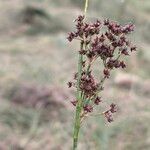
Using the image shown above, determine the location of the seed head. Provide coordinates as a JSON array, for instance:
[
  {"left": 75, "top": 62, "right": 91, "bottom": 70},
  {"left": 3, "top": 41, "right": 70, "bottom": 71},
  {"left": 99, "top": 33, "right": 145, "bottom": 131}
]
[{"left": 67, "top": 15, "right": 136, "bottom": 123}]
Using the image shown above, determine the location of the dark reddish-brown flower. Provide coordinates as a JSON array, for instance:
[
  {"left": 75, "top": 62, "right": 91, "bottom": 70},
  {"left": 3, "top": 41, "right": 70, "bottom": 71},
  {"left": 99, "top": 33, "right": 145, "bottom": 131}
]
[
  {"left": 130, "top": 46, "right": 137, "bottom": 52},
  {"left": 67, "top": 15, "right": 136, "bottom": 123},
  {"left": 105, "top": 32, "right": 116, "bottom": 41},
  {"left": 67, "top": 81, "right": 73, "bottom": 88},
  {"left": 84, "top": 105, "right": 93, "bottom": 113},
  {"left": 121, "top": 48, "right": 129, "bottom": 55},
  {"left": 94, "top": 97, "right": 102, "bottom": 105},
  {"left": 104, "top": 111, "right": 113, "bottom": 123},
  {"left": 120, "top": 61, "right": 126, "bottom": 68},
  {"left": 99, "top": 34, "right": 105, "bottom": 42},
  {"left": 71, "top": 100, "right": 77, "bottom": 106},
  {"left": 80, "top": 73, "right": 99, "bottom": 97},
  {"left": 103, "top": 69, "right": 110, "bottom": 78},
  {"left": 67, "top": 32, "right": 76, "bottom": 42},
  {"left": 122, "top": 24, "right": 135, "bottom": 34},
  {"left": 110, "top": 103, "right": 117, "bottom": 113},
  {"left": 79, "top": 49, "right": 87, "bottom": 55}
]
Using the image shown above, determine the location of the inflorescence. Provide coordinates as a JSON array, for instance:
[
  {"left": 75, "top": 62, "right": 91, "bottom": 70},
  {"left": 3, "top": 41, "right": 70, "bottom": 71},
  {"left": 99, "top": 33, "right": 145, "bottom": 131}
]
[{"left": 67, "top": 15, "right": 136, "bottom": 123}]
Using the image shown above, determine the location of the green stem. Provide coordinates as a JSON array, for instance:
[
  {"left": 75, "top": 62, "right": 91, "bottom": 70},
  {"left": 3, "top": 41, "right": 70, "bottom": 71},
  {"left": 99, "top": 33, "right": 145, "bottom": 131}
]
[
  {"left": 84, "top": 0, "right": 89, "bottom": 16},
  {"left": 73, "top": 42, "right": 83, "bottom": 150},
  {"left": 73, "top": 1, "right": 89, "bottom": 150},
  {"left": 86, "top": 63, "right": 91, "bottom": 75}
]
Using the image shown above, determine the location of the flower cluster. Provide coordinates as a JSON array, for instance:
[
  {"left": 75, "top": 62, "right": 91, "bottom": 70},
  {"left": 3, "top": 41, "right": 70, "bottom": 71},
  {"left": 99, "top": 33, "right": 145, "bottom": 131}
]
[
  {"left": 67, "top": 15, "right": 101, "bottom": 42},
  {"left": 80, "top": 72, "right": 99, "bottom": 97},
  {"left": 104, "top": 103, "right": 117, "bottom": 123},
  {"left": 67, "top": 15, "right": 136, "bottom": 123}
]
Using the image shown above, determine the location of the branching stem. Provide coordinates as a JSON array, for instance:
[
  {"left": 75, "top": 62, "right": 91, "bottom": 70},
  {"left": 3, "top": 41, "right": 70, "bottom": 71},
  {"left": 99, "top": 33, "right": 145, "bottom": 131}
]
[{"left": 73, "top": 1, "right": 89, "bottom": 150}]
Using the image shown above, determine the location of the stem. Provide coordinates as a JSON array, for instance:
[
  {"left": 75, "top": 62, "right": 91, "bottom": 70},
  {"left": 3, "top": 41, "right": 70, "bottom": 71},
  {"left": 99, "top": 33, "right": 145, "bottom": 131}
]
[
  {"left": 73, "top": 42, "right": 83, "bottom": 150},
  {"left": 86, "top": 63, "right": 91, "bottom": 75},
  {"left": 73, "top": 1, "right": 89, "bottom": 149},
  {"left": 84, "top": 0, "right": 89, "bottom": 16}
]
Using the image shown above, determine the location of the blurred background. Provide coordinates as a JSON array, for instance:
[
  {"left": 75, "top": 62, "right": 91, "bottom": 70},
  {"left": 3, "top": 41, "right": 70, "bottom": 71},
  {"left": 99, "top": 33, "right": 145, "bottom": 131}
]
[{"left": 0, "top": 0, "right": 149, "bottom": 149}]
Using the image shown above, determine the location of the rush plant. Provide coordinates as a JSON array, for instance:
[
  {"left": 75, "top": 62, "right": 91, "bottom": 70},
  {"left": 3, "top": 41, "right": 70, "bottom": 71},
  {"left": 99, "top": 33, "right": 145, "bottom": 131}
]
[{"left": 67, "top": 0, "right": 136, "bottom": 149}]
